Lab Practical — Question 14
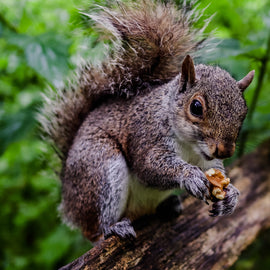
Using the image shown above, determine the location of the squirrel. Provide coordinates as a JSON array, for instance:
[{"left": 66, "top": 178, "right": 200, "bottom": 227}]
[{"left": 40, "top": 0, "right": 255, "bottom": 241}]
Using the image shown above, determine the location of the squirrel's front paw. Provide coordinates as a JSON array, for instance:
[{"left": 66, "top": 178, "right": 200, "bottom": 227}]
[
  {"left": 183, "top": 166, "right": 211, "bottom": 202},
  {"left": 209, "top": 184, "right": 240, "bottom": 217},
  {"left": 104, "top": 218, "right": 136, "bottom": 240}
]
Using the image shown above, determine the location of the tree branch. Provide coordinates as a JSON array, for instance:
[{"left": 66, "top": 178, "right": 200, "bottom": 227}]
[{"left": 60, "top": 139, "right": 270, "bottom": 270}]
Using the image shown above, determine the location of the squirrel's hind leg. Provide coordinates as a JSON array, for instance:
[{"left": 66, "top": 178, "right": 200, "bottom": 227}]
[
  {"left": 62, "top": 129, "right": 134, "bottom": 241},
  {"left": 97, "top": 146, "right": 136, "bottom": 240}
]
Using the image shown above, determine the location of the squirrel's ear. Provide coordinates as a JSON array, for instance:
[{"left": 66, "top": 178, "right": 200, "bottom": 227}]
[
  {"left": 180, "top": 55, "right": 196, "bottom": 90},
  {"left": 237, "top": 70, "right": 255, "bottom": 92}
]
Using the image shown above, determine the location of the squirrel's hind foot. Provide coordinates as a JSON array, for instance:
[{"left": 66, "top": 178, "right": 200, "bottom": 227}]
[
  {"left": 104, "top": 218, "right": 136, "bottom": 240},
  {"left": 156, "top": 195, "right": 183, "bottom": 221}
]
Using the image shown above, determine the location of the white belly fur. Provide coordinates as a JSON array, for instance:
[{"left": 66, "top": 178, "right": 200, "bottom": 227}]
[{"left": 125, "top": 175, "right": 173, "bottom": 221}]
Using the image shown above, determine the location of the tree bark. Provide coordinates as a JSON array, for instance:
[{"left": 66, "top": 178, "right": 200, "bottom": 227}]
[{"left": 60, "top": 140, "right": 270, "bottom": 270}]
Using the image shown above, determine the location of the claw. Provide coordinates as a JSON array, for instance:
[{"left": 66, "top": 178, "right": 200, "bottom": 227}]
[
  {"left": 203, "top": 197, "right": 209, "bottom": 205},
  {"left": 209, "top": 209, "right": 218, "bottom": 217}
]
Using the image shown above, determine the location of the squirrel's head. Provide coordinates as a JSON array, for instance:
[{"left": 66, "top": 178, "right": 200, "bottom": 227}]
[{"left": 173, "top": 55, "right": 254, "bottom": 160}]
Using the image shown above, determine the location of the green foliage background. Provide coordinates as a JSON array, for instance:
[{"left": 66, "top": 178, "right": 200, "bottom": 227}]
[{"left": 0, "top": 0, "right": 269, "bottom": 269}]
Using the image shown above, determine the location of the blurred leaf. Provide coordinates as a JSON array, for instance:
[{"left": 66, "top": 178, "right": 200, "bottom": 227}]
[
  {"left": 6, "top": 32, "right": 71, "bottom": 87},
  {"left": 0, "top": 105, "right": 36, "bottom": 155}
]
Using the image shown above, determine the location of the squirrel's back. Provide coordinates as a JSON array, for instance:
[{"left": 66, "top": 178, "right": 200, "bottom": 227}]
[{"left": 39, "top": 0, "right": 207, "bottom": 158}]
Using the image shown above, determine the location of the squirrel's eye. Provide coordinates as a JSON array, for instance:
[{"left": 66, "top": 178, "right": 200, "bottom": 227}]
[{"left": 190, "top": 99, "right": 203, "bottom": 117}]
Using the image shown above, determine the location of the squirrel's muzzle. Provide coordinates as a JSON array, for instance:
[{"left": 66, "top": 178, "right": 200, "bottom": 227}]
[{"left": 212, "top": 142, "right": 236, "bottom": 159}]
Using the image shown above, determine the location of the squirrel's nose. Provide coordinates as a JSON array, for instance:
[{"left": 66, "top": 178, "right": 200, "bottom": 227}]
[{"left": 213, "top": 142, "right": 235, "bottom": 159}]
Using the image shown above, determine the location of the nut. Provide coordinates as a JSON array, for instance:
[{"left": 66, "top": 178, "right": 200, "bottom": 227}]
[{"left": 205, "top": 168, "right": 230, "bottom": 200}]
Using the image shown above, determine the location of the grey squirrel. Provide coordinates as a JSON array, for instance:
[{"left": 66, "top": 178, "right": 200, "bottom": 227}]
[{"left": 40, "top": 0, "right": 255, "bottom": 241}]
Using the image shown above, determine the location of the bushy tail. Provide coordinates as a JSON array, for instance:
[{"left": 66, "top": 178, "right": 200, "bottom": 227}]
[{"left": 39, "top": 0, "right": 207, "bottom": 158}]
